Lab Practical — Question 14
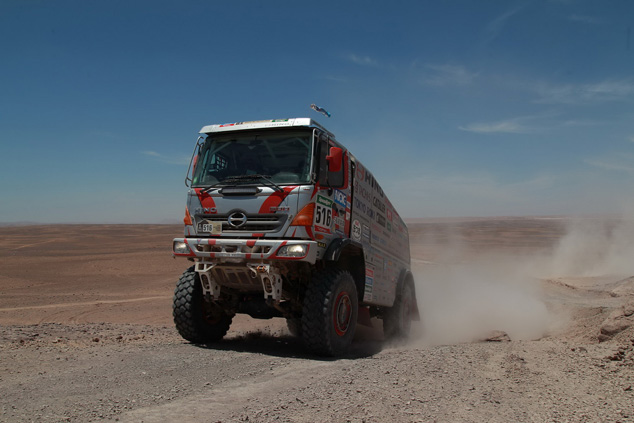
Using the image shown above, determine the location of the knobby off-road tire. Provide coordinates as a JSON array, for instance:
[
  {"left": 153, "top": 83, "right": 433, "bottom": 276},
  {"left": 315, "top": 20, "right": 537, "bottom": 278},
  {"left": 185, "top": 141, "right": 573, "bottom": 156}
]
[
  {"left": 301, "top": 268, "right": 358, "bottom": 356},
  {"left": 383, "top": 278, "right": 415, "bottom": 341},
  {"left": 173, "top": 266, "right": 233, "bottom": 344}
]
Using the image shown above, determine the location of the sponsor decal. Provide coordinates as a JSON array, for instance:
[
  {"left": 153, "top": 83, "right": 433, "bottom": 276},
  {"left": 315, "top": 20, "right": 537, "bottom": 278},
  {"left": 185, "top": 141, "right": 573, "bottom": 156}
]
[
  {"left": 333, "top": 190, "right": 348, "bottom": 208},
  {"left": 372, "top": 196, "right": 386, "bottom": 213},
  {"left": 353, "top": 197, "right": 375, "bottom": 219},
  {"left": 362, "top": 169, "right": 384, "bottom": 198},
  {"left": 362, "top": 224, "right": 371, "bottom": 242},
  {"left": 364, "top": 268, "right": 374, "bottom": 302},
  {"left": 316, "top": 195, "right": 333, "bottom": 207},
  {"left": 314, "top": 226, "right": 331, "bottom": 234},
  {"left": 357, "top": 185, "right": 372, "bottom": 202},
  {"left": 317, "top": 241, "right": 327, "bottom": 248},
  {"left": 351, "top": 219, "right": 362, "bottom": 241},
  {"left": 376, "top": 213, "right": 386, "bottom": 227},
  {"left": 313, "top": 195, "right": 333, "bottom": 234}
]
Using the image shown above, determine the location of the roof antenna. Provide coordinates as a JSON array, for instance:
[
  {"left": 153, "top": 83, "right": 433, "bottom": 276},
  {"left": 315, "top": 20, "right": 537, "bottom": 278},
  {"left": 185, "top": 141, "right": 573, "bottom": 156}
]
[{"left": 310, "top": 104, "right": 331, "bottom": 118}]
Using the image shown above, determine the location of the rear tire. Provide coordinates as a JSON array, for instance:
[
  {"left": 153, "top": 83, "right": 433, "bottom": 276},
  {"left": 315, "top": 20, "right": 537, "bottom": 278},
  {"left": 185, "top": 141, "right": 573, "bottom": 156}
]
[
  {"left": 301, "top": 269, "right": 358, "bottom": 356},
  {"left": 383, "top": 278, "right": 415, "bottom": 341},
  {"left": 173, "top": 266, "right": 233, "bottom": 343}
]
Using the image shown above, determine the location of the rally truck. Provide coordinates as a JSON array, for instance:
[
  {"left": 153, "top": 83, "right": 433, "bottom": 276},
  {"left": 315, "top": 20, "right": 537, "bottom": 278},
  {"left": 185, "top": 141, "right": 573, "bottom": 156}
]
[{"left": 172, "top": 118, "right": 418, "bottom": 356}]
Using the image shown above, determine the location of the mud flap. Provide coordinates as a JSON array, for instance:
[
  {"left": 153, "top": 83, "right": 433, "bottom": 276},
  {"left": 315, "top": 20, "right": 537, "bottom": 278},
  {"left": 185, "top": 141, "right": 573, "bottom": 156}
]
[{"left": 357, "top": 306, "right": 373, "bottom": 327}]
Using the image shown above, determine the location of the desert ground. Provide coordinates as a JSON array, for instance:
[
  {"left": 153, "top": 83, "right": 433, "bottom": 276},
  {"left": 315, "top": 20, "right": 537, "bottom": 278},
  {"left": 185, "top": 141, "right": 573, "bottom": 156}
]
[{"left": 1, "top": 218, "right": 633, "bottom": 422}]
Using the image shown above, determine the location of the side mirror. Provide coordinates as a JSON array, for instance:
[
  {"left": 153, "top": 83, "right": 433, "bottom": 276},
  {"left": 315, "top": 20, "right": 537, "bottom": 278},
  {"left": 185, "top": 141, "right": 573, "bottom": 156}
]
[{"left": 326, "top": 147, "right": 343, "bottom": 173}]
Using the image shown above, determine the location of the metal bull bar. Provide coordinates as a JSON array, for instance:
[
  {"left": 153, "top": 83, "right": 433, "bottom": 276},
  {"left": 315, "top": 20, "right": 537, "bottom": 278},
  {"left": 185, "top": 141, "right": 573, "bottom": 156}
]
[{"left": 195, "top": 262, "right": 283, "bottom": 302}]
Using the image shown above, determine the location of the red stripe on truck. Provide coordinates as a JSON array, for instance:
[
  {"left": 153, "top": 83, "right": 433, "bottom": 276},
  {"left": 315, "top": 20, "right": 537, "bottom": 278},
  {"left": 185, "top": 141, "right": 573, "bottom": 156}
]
[
  {"left": 195, "top": 188, "right": 217, "bottom": 209},
  {"left": 258, "top": 186, "right": 296, "bottom": 214}
]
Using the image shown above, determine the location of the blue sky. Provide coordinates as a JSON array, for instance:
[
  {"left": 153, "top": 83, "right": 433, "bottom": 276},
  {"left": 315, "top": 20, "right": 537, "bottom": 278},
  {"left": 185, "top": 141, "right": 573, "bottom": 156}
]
[{"left": 1, "top": 0, "right": 634, "bottom": 223}]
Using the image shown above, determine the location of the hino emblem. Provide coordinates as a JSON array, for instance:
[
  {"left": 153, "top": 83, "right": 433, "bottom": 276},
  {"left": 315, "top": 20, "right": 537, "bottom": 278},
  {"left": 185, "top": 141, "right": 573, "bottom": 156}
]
[{"left": 227, "top": 211, "right": 248, "bottom": 228}]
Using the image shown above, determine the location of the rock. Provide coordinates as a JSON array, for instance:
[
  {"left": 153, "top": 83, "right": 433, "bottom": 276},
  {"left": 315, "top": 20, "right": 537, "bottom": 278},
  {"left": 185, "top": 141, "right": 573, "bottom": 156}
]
[
  {"left": 484, "top": 331, "right": 511, "bottom": 342},
  {"left": 598, "top": 305, "right": 634, "bottom": 341}
]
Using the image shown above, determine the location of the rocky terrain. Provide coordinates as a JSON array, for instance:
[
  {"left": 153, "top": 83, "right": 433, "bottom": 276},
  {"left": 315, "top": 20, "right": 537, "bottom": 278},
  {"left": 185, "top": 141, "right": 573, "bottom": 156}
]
[{"left": 1, "top": 220, "right": 633, "bottom": 422}]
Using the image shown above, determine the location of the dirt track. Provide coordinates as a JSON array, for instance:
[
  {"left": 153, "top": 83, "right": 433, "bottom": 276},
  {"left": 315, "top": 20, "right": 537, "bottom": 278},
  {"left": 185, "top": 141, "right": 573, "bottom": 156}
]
[{"left": 1, "top": 220, "right": 633, "bottom": 422}]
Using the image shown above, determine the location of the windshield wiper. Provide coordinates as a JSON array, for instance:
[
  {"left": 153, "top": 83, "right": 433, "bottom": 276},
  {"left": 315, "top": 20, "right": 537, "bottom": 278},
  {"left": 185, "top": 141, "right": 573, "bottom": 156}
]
[{"left": 220, "top": 174, "right": 284, "bottom": 192}]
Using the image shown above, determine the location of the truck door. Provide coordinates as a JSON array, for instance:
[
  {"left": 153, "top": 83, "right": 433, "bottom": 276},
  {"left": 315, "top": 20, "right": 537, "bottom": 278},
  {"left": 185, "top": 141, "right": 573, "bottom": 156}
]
[{"left": 314, "top": 135, "right": 351, "bottom": 238}]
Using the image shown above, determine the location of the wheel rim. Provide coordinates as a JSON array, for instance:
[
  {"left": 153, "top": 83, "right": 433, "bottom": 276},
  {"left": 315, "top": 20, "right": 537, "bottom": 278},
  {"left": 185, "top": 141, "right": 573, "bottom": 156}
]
[{"left": 333, "top": 291, "right": 352, "bottom": 337}]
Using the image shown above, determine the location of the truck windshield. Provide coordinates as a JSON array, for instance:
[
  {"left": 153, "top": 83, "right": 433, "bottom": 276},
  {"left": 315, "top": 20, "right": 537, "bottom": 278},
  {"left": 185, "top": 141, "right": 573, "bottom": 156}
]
[{"left": 192, "top": 130, "right": 313, "bottom": 187}]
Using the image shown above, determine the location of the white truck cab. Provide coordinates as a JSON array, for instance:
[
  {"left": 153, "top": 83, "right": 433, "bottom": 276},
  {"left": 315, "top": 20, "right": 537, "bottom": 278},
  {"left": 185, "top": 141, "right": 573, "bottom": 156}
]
[{"left": 172, "top": 118, "right": 418, "bottom": 356}]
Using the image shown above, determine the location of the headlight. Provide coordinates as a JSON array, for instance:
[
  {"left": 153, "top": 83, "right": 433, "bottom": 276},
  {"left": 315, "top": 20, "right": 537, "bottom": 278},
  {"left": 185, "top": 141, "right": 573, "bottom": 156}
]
[
  {"left": 173, "top": 241, "right": 191, "bottom": 254},
  {"left": 277, "top": 244, "right": 308, "bottom": 257}
]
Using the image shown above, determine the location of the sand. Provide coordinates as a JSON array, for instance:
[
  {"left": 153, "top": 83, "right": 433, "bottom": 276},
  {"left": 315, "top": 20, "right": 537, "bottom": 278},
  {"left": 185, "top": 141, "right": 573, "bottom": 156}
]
[{"left": 1, "top": 219, "right": 633, "bottom": 422}]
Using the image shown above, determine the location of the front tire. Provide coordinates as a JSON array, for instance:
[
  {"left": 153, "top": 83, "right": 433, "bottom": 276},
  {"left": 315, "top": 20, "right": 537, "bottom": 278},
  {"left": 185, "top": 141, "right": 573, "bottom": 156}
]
[
  {"left": 173, "top": 266, "right": 233, "bottom": 343},
  {"left": 301, "top": 269, "right": 358, "bottom": 356}
]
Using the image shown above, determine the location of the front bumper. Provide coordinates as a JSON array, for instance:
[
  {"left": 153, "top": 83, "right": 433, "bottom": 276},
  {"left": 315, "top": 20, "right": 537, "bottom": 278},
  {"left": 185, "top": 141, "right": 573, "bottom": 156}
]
[{"left": 172, "top": 237, "right": 318, "bottom": 264}]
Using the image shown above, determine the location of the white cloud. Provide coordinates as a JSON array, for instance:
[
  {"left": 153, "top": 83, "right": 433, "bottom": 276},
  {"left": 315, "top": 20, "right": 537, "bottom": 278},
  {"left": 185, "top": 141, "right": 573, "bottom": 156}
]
[
  {"left": 422, "top": 64, "right": 479, "bottom": 86},
  {"left": 561, "top": 119, "right": 604, "bottom": 127},
  {"left": 535, "top": 79, "right": 634, "bottom": 104},
  {"left": 567, "top": 14, "right": 605, "bottom": 25},
  {"left": 142, "top": 150, "right": 190, "bottom": 166},
  {"left": 585, "top": 156, "right": 634, "bottom": 174},
  {"left": 458, "top": 112, "right": 555, "bottom": 134},
  {"left": 459, "top": 120, "right": 529, "bottom": 134},
  {"left": 345, "top": 53, "right": 378, "bottom": 67},
  {"left": 320, "top": 75, "right": 348, "bottom": 83},
  {"left": 482, "top": 6, "right": 525, "bottom": 45}
]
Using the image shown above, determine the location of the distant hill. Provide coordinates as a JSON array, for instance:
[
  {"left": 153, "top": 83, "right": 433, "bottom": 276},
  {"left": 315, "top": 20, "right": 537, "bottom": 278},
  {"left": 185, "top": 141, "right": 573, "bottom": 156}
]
[{"left": 0, "top": 221, "right": 40, "bottom": 227}]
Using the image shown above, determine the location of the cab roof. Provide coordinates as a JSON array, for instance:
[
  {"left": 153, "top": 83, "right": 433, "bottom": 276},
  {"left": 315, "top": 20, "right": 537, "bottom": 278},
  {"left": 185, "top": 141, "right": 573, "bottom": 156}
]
[{"left": 200, "top": 118, "right": 334, "bottom": 138}]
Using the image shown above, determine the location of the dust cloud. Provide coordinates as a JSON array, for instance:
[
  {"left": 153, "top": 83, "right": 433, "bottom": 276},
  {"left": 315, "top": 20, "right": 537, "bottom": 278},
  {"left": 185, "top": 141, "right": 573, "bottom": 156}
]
[
  {"left": 409, "top": 214, "right": 634, "bottom": 346},
  {"left": 408, "top": 214, "right": 634, "bottom": 346},
  {"left": 548, "top": 216, "right": 634, "bottom": 277},
  {"left": 412, "top": 254, "right": 553, "bottom": 346}
]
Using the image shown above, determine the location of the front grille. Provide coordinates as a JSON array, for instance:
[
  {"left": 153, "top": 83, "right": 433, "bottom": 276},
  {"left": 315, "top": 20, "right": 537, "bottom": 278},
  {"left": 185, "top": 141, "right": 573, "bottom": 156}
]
[{"left": 197, "top": 213, "right": 287, "bottom": 233}]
